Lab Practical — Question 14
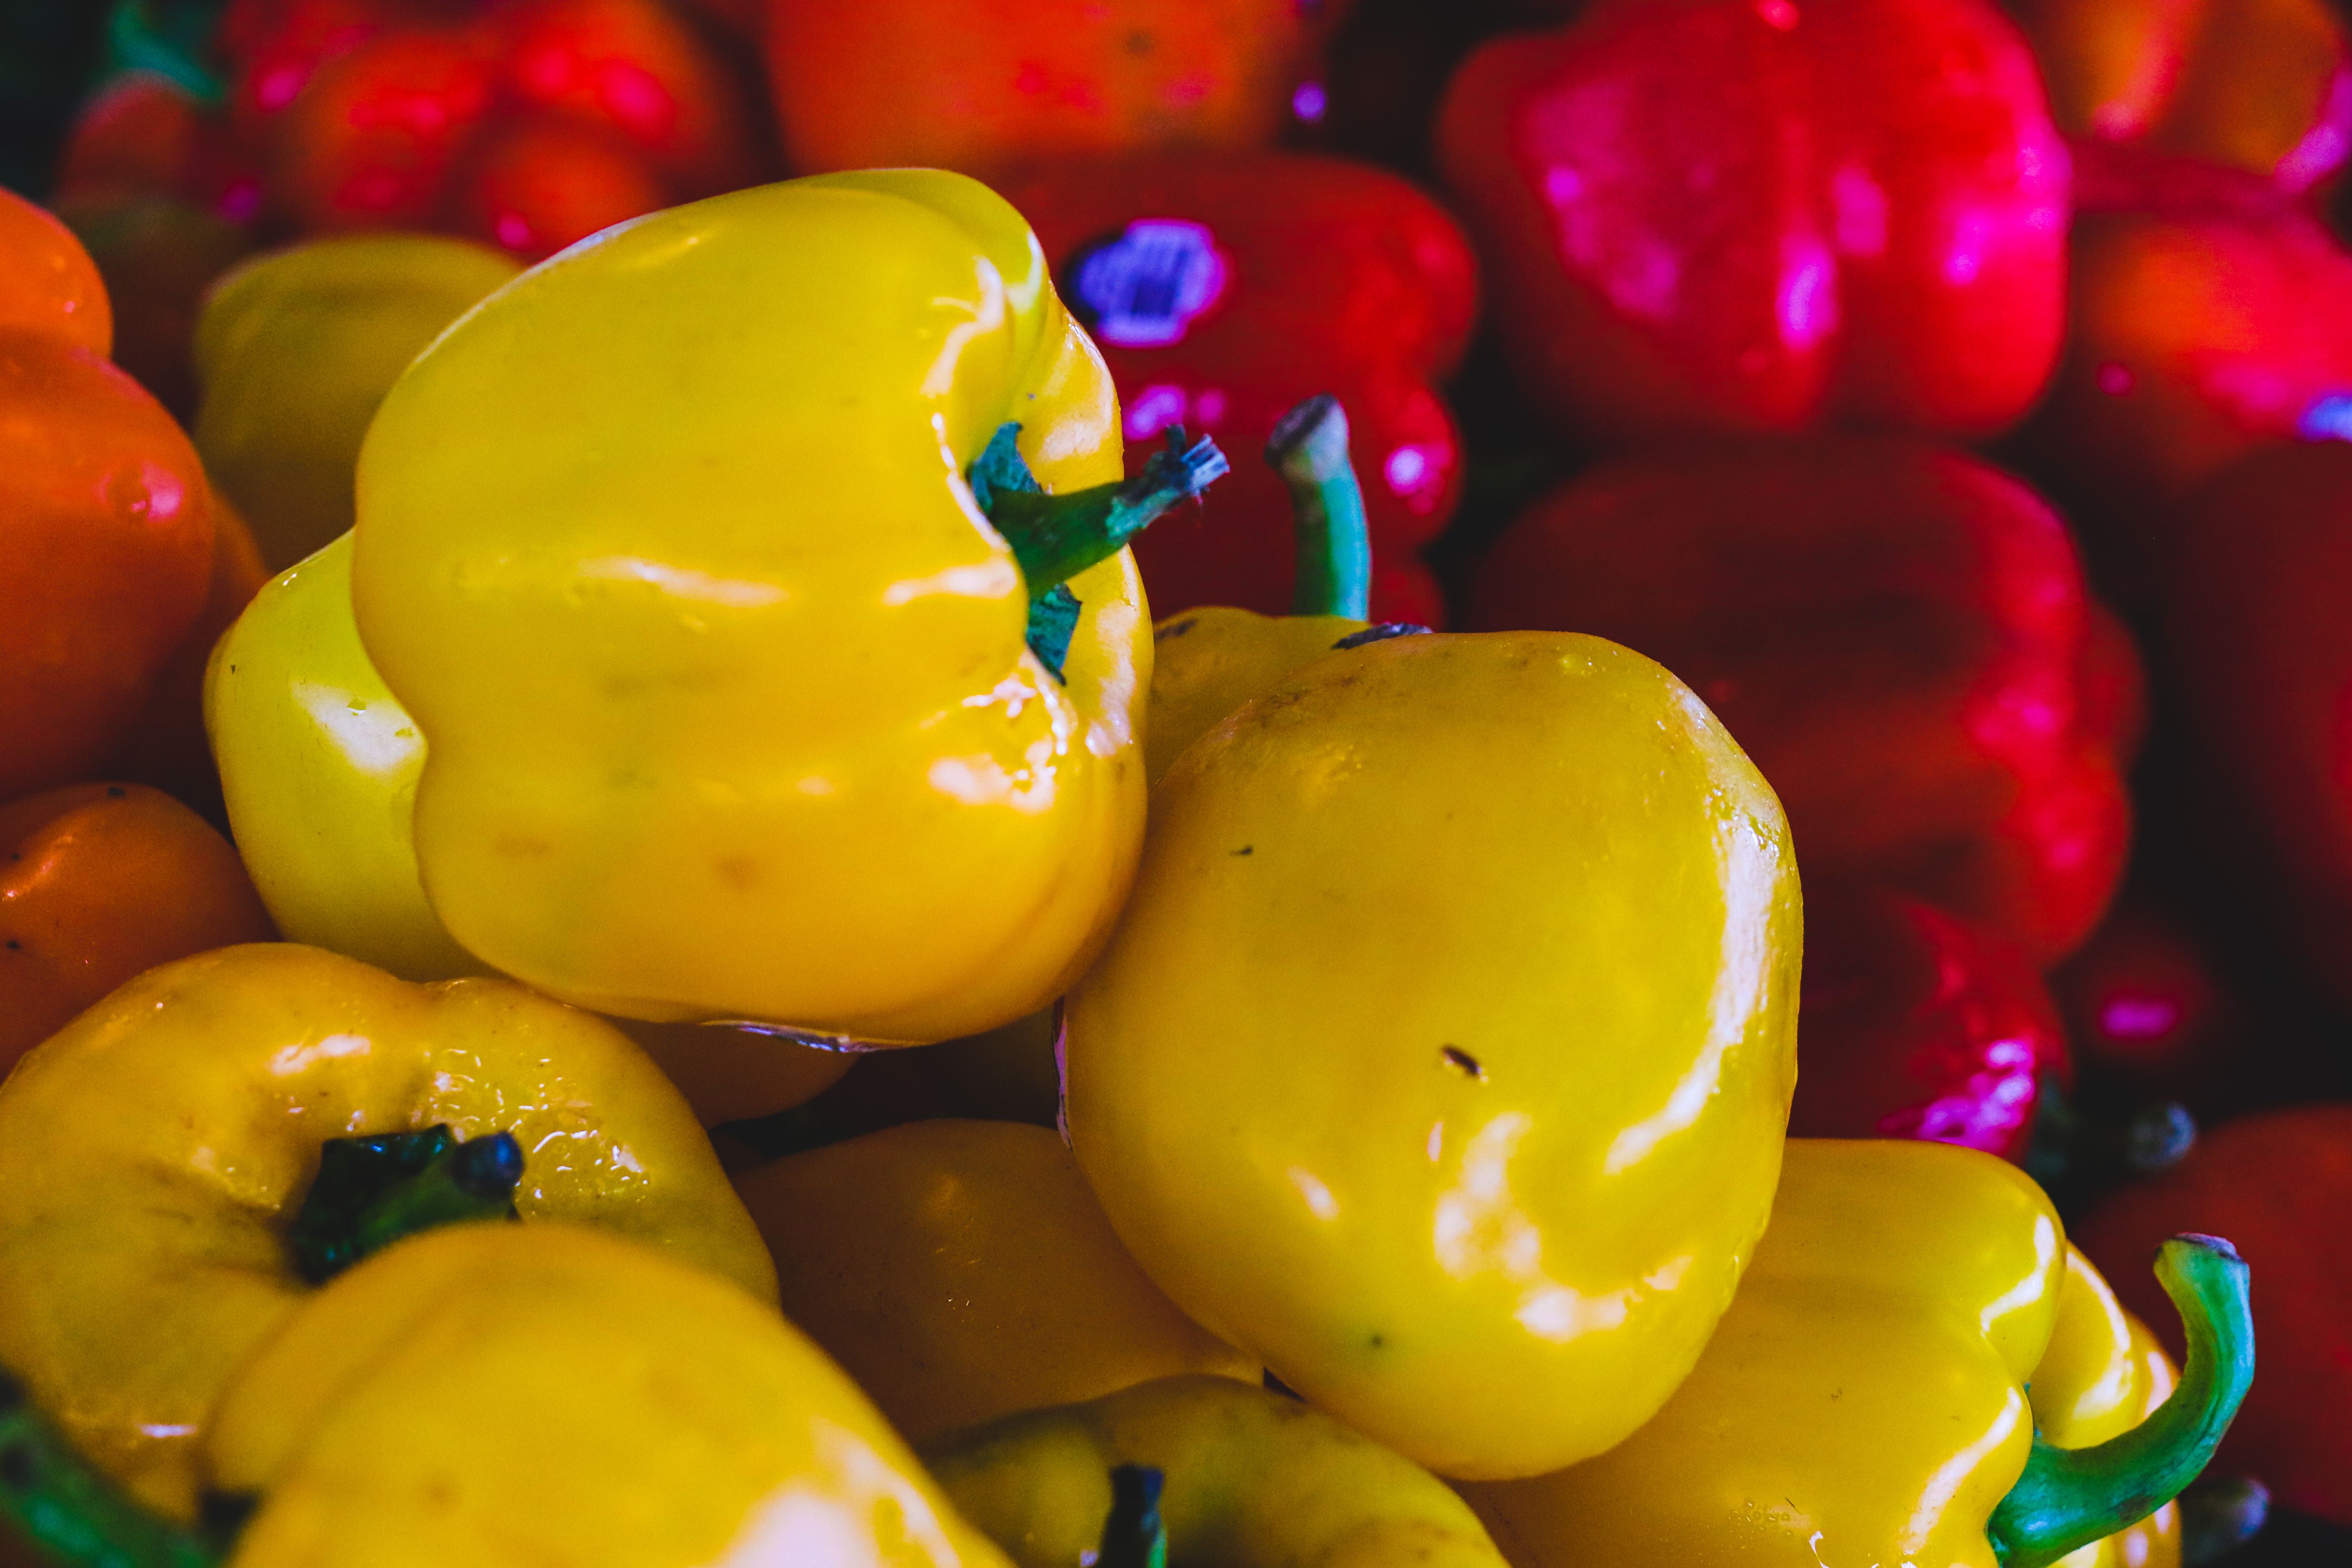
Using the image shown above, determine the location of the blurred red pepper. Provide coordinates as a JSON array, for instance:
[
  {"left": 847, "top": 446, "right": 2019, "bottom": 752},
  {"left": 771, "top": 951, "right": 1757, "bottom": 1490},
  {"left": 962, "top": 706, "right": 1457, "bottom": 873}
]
[
  {"left": 2008, "top": 0, "right": 2352, "bottom": 193},
  {"left": 0, "top": 190, "right": 216, "bottom": 806},
  {"left": 221, "top": 0, "right": 765, "bottom": 260},
  {"left": 1433, "top": 0, "right": 2070, "bottom": 446},
  {"left": 1002, "top": 153, "right": 1478, "bottom": 625},
  {"left": 760, "top": 0, "right": 1350, "bottom": 181},
  {"left": 1464, "top": 437, "right": 2134, "bottom": 964},
  {"left": 2159, "top": 441, "right": 2352, "bottom": 1016},
  {"left": 1791, "top": 882, "right": 2068, "bottom": 1163},
  {"left": 0, "top": 782, "right": 275, "bottom": 1077},
  {"left": 2079, "top": 1102, "right": 2352, "bottom": 1528}
]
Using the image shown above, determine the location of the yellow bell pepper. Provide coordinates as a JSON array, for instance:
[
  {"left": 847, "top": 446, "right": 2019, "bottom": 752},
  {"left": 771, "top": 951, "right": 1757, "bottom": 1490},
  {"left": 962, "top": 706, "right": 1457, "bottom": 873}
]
[
  {"left": 1458, "top": 1139, "right": 2253, "bottom": 1568},
  {"left": 0, "top": 942, "right": 775, "bottom": 1521},
  {"left": 193, "top": 234, "right": 523, "bottom": 573},
  {"left": 1066, "top": 628, "right": 1803, "bottom": 1480},
  {"left": 204, "top": 1224, "right": 1006, "bottom": 1568},
  {"left": 2031, "top": 1246, "right": 2184, "bottom": 1568},
  {"left": 205, "top": 533, "right": 479, "bottom": 984},
  {"left": 351, "top": 169, "right": 1221, "bottom": 1044},
  {"left": 732, "top": 1119, "right": 1255, "bottom": 1445},
  {"left": 1143, "top": 394, "right": 1422, "bottom": 786},
  {"left": 923, "top": 1374, "right": 1506, "bottom": 1568}
]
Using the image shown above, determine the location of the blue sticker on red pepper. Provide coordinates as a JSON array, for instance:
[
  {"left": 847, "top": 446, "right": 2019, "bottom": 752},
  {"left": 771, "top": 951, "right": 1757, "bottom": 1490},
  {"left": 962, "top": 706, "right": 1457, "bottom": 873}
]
[{"left": 1067, "top": 220, "right": 1231, "bottom": 348}]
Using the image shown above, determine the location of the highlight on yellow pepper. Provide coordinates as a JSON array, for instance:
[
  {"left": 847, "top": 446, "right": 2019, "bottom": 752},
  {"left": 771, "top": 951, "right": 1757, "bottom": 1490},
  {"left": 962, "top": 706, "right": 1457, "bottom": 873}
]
[
  {"left": 1066, "top": 626, "right": 1803, "bottom": 1480},
  {"left": 923, "top": 1374, "right": 1508, "bottom": 1568},
  {"left": 0, "top": 943, "right": 775, "bottom": 1522},
  {"left": 193, "top": 234, "right": 524, "bottom": 573},
  {"left": 1458, "top": 1139, "right": 2254, "bottom": 1568},
  {"left": 205, "top": 532, "right": 480, "bottom": 984},
  {"left": 204, "top": 1224, "right": 1007, "bottom": 1568},
  {"left": 732, "top": 1119, "right": 1256, "bottom": 1445},
  {"left": 350, "top": 168, "right": 1226, "bottom": 1045}
]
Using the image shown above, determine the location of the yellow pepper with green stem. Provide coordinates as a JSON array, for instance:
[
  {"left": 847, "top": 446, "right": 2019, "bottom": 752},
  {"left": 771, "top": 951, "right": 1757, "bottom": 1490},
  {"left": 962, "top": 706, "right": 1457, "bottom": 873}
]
[{"left": 351, "top": 169, "right": 1222, "bottom": 1045}]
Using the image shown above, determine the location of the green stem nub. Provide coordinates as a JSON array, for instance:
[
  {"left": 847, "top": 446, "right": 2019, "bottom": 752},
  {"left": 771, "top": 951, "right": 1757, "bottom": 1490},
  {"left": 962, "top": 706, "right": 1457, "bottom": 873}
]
[
  {"left": 287, "top": 1125, "right": 524, "bottom": 1286},
  {"left": 1097, "top": 1464, "right": 1167, "bottom": 1568},
  {"left": 0, "top": 1369, "right": 225, "bottom": 1568},
  {"left": 1988, "top": 1234, "right": 2256, "bottom": 1568},
  {"left": 973, "top": 423, "right": 1230, "bottom": 604},
  {"left": 1267, "top": 394, "right": 1372, "bottom": 621}
]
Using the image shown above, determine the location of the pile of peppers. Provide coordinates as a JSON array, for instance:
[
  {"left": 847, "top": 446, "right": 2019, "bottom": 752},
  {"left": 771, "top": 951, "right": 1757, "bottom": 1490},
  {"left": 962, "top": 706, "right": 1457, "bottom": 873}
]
[{"left": 10, "top": 0, "right": 2352, "bottom": 1562}]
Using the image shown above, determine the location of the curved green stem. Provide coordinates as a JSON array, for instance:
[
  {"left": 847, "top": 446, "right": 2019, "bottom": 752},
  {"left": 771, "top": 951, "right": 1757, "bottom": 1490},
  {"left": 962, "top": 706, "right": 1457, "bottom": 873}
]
[
  {"left": 1266, "top": 394, "right": 1371, "bottom": 620},
  {"left": 1098, "top": 1464, "right": 1167, "bottom": 1568},
  {"left": 1989, "top": 1234, "right": 2256, "bottom": 1568},
  {"left": 970, "top": 423, "right": 1229, "bottom": 604},
  {"left": 286, "top": 1125, "right": 523, "bottom": 1286},
  {"left": 0, "top": 1370, "right": 225, "bottom": 1567}
]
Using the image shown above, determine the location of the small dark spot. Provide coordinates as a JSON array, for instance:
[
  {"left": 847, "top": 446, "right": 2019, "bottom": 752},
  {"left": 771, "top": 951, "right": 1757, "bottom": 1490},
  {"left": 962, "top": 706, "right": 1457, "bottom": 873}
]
[
  {"left": 4, "top": 941, "right": 19, "bottom": 952},
  {"left": 0, "top": 1440, "right": 32, "bottom": 1492},
  {"left": 1230, "top": 845, "right": 1253, "bottom": 856},
  {"left": 1125, "top": 27, "right": 1154, "bottom": 53},
  {"left": 1155, "top": 616, "right": 1199, "bottom": 643},
  {"left": 1332, "top": 622, "right": 1432, "bottom": 650},
  {"left": 1441, "top": 1045, "right": 1484, "bottom": 1080},
  {"left": 106, "top": 786, "right": 126, "bottom": 799},
  {"left": 227, "top": 664, "right": 236, "bottom": 674},
  {"left": 1368, "top": 1333, "right": 1387, "bottom": 1349}
]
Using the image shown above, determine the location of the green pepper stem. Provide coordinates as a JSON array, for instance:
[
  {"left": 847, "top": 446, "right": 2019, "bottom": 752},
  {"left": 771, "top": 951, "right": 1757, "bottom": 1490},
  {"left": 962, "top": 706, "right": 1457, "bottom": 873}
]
[
  {"left": 1266, "top": 394, "right": 1372, "bottom": 620},
  {"left": 1989, "top": 1234, "right": 2256, "bottom": 1568},
  {"left": 286, "top": 1126, "right": 523, "bottom": 1286},
  {"left": 1097, "top": 1464, "right": 1167, "bottom": 1568},
  {"left": 0, "top": 1371, "right": 226, "bottom": 1567},
  {"left": 973, "top": 423, "right": 1229, "bottom": 603}
]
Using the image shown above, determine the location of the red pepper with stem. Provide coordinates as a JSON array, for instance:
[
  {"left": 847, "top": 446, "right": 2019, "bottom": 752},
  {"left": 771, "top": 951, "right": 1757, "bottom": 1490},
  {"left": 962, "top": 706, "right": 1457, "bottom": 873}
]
[
  {"left": 1433, "top": 0, "right": 2070, "bottom": 447},
  {"left": 1002, "top": 153, "right": 1478, "bottom": 626},
  {"left": 1464, "top": 436, "right": 2135, "bottom": 964},
  {"left": 2079, "top": 1103, "right": 2352, "bottom": 1528}
]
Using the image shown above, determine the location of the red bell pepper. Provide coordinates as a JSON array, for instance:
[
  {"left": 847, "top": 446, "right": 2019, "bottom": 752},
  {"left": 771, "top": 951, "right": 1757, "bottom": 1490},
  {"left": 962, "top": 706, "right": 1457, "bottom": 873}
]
[
  {"left": 760, "top": 0, "right": 1350, "bottom": 181},
  {"left": 1433, "top": 0, "right": 2069, "bottom": 445},
  {"left": 1464, "top": 436, "right": 2134, "bottom": 964},
  {"left": 2158, "top": 441, "right": 2352, "bottom": 1016},
  {"left": 0, "top": 191, "right": 215, "bottom": 805},
  {"left": 1001, "top": 153, "right": 1478, "bottom": 625},
  {"left": 2079, "top": 1102, "right": 2352, "bottom": 1528},
  {"left": 2007, "top": 0, "right": 2352, "bottom": 193},
  {"left": 220, "top": 0, "right": 764, "bottom": 260},
  {"left": 1791, "top": 882, "right": 2068, "bottom": 1163}
]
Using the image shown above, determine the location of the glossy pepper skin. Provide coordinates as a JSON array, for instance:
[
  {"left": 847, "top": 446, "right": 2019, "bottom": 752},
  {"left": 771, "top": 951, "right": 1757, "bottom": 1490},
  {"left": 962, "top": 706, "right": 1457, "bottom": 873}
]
[
  {"left": 207, "top": 1223, "right": 1010, "bottom": 1568},
  {"left": 1067, "top": 630, "right": 1801, "bottom": 1481},
  {"left": 352, "top": 169, "right": 1148, "bottom": 1043},
  {"left": 733, "top": 1120, "right": 1255, "bottom": 1445},
  {"left": 222, "top": 0, "right": 764, "bottom": 262},
  {"left": 1434, "top": 0, "right": 2070, "bottom": 446},
  {"left": 1459, "top": 1141, "right": 2193, "bottom": 1568},
  {"left": 2033, "top": 1245, "right": 2184, "bottom": 1568},
  {"left": 0, "top": 783, "right": 275, "bottom": 1075},
  {"left": 0, "top": 189, "right": 217, "bottom": 804},
  {"left": 193, "top": 233, "right": 524, "bottom": 572},
  {"left": 206, "top": 532, "right": 481, "bottom": 985},
  {"left": 1000, "top": 154, "right": 1478, "bottom": 627},
  {"left": 1465, "top": 438, "right": 2133, "bottom": 964},
  {"left": 2008, "top": 0, "right": 2352, "bottom": 192},
  {"left": 1792, "top": 883, "right": 2068, "bottom": 1162},
  {"left": 2081, "top": 1104, "right": 2352, "bottom": 1527},
  {"left": 0, "top": 942, "right": 775, "bottom": 1520},
  {"left": 761, "top": 0, "right": 1350, "bottom": 182},
  {"left": 925, "top": 1375, "right": 1507, "bottom": 1568}
]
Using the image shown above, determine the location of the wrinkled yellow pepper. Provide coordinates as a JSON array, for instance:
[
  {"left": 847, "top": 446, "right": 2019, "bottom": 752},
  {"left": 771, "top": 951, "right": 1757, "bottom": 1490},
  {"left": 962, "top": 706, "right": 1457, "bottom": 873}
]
[
  {"left": 193, "top": 233, "right": 522, "bottom": 572},
  {"left": 1460, "top": 1140, "right": 2251, "bottom": 1568},
  {"left": 352, "top": 169, "right": 1169, "bottom": 1044},
  {"left": 0, "top": 943, "right": 773, "bottom": 1520},
  {"left": 1067, "top": 629, "right": 1803, "bottom": 1481},
  {"left": 924, "top": 1375, "right": 1506, "bottom": 1568},
  {"left": 733, "top": 1119, "right": 1255, "bottom": 1445},
  {"left": 209, "top": 1223, "right": 1008, "bottom": 1568}
]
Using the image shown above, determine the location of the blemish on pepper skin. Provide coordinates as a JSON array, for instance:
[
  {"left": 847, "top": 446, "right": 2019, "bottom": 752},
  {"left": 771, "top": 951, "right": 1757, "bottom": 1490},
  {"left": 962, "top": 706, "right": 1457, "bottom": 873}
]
[
  {"left": 1368, "top": 1332, "right": 1387, "bottom": 1349},
  {"left": 1125, "top": 28, "right": 1154, "bottom": 54},
  {"left": 1441, "top": 1045, "right": 1484, "bottom": 1080},
  {"left": 106, "top": 786, "right": 125, "bottom": 799},
  {"left": 1231, "top": 844, "right": 1253, "bottom": 856},
  {"left": 4, "top": 941, "right": 19, "bottom": 951},
  {"left": 715, "top": 856, "right": 762, "bottom": 890},
  {"left": 1155, "top": 616, "right": 1199, "bottom": 642}
]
